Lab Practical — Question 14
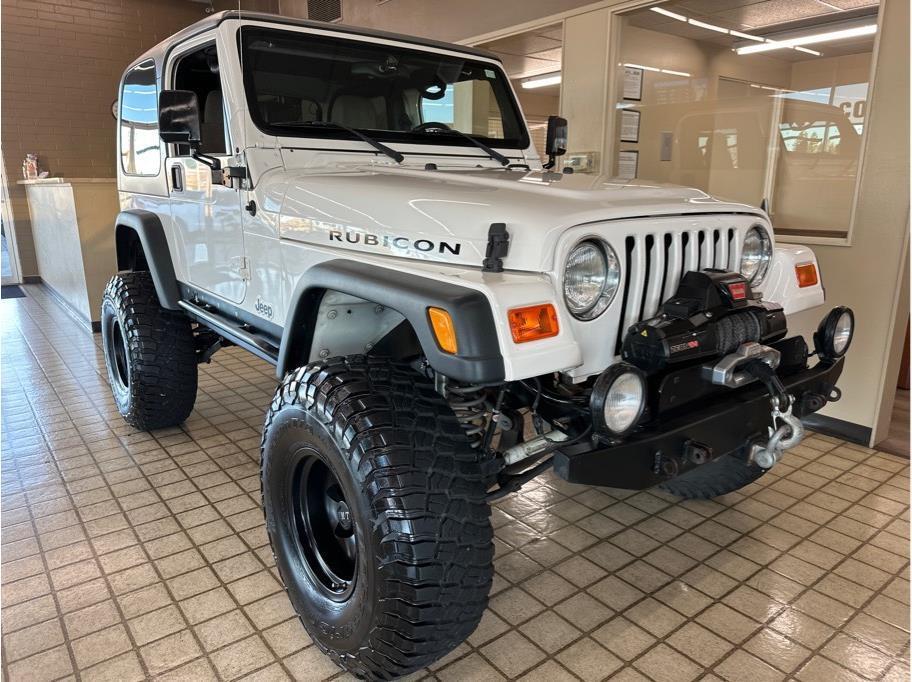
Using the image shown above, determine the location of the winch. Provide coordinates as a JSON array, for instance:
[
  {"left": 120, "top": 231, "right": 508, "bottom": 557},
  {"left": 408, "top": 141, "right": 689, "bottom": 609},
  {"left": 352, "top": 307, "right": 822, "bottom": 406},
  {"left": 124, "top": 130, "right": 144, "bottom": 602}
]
[{"left": 622, "top": 270, "right": 787, "bottom": 373}]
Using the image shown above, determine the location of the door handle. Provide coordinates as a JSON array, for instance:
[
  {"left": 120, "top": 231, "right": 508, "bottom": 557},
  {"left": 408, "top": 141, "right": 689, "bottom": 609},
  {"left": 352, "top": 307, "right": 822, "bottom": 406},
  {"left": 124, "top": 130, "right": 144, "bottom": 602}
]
[{"left": 171, "top": 164, "right": 184, "bottom": 192}]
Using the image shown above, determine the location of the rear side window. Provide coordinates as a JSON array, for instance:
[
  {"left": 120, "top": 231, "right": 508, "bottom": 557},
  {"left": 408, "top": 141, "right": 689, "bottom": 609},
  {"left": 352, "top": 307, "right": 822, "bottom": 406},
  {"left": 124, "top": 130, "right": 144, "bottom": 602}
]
[{"left": 120, "top": 60, "right": 160, "bottom": 176}]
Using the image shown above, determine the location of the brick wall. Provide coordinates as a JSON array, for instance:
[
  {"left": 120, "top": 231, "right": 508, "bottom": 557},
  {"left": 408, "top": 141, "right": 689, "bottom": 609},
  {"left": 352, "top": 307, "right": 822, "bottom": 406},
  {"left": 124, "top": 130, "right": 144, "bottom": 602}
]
[{"left": 1, "top": 0, "right": 277, "bottom": 277}]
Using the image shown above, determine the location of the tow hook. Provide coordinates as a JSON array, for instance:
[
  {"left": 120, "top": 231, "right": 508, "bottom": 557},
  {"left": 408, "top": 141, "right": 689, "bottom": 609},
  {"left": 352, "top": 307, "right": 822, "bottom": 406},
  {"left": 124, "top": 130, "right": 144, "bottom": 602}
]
[{"left": 751, "top": 394, "right": 805, "bottom": 469}]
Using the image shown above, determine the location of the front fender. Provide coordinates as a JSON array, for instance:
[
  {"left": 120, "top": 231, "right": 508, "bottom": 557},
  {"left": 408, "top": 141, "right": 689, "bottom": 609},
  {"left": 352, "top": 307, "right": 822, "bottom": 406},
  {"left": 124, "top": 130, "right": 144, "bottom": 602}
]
[
  {"left": 114, "top": 210, "right": 181, "bottom": 310},
  {"left": 278, "top": 260, "right": 505, "bottom": 383},
  {"left": 760, "top": 244, "right": 826, "bottom": 315}
]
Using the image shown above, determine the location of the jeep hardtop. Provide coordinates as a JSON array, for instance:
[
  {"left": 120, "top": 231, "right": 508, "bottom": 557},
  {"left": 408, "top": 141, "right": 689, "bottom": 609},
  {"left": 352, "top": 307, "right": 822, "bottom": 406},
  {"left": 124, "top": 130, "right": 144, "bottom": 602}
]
[{"left": 104, "top": 11, "right": 854, "bottom": 678}]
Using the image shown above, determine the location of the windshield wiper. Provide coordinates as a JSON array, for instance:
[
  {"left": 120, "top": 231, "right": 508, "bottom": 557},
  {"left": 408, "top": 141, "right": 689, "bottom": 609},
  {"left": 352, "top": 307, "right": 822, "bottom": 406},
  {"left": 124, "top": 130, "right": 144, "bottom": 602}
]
[
  {"left": 427, "top": 127, "right": 509, "bottom": 166},
  {"left": 289, "top": 120, "right": 404, "bottom": 164}
]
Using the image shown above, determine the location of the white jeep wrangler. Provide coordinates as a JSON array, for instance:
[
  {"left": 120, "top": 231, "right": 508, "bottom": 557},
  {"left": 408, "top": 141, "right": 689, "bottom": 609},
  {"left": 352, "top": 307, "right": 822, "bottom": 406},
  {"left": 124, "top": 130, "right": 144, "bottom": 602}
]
[{"left": 106, "top": 10, "right": 854, "bottom": 678}]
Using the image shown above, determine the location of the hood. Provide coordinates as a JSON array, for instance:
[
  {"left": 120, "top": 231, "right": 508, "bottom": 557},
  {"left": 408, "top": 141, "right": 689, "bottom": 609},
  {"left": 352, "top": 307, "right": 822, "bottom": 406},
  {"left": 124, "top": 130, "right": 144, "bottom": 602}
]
[{"left": 274, "top": 164, "right": 763, "bottom": 272}]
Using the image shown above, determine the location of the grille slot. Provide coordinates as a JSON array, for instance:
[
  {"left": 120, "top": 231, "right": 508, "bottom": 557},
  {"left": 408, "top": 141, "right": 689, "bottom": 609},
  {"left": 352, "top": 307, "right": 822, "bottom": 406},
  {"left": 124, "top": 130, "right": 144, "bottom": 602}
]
[{"left": 613, "top": 227, "right": 738, "bottom": 355}]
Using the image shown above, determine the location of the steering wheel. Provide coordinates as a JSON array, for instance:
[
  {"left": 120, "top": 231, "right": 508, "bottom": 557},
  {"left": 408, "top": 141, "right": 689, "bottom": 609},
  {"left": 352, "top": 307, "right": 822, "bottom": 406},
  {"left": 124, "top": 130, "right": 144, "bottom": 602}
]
[{"left": 412, "top": 121, "right": 452, "bottom": 132}]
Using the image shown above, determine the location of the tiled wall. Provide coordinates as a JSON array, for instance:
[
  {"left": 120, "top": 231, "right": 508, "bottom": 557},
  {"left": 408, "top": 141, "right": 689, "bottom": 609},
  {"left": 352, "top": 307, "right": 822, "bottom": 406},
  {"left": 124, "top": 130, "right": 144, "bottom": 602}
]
[{"left": 0, "top": 0, "right": 277, "bottom": 277}]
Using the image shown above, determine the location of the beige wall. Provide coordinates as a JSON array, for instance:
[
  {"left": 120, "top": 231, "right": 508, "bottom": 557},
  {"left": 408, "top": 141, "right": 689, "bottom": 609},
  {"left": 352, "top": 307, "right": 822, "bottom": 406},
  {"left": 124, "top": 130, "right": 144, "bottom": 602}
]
[
  {"left": 1, "top": 0, "right": 277, "bottom": 280},
  {"left": 786, "top": 0, "right": 909, "bottom": 444},
  {"left": 280, "top": 0, "right": 598, "bottom": 43},
  {"left": 791, "top": 51, "right": 872, "bottom": 92}
]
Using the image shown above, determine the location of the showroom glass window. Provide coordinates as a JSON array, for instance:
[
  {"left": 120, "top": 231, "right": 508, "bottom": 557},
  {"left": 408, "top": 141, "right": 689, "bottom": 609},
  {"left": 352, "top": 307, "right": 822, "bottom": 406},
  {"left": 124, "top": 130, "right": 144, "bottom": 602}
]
[
  {"left": 611, "top": 2, "right": 879, "bottom": 240},
  {"left": 120, "top": 60, "right": 160, "bottom": 176}
]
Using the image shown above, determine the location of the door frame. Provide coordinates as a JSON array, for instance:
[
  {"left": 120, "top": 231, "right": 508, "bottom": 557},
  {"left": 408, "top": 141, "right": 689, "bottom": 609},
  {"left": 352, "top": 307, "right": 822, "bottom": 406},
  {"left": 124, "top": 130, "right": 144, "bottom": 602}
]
[{"left": 1, "top": 150, "right": 23, "bottom": 285}]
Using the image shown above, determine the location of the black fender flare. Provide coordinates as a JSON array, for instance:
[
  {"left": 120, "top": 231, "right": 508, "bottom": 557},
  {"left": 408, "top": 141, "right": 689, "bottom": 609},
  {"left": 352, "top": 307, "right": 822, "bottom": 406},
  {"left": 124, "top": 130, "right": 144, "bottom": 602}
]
[
  {"left": 114, "top": 209, "right": 181, "bottom": 310},
  {"left": 278, "top": 260, "right": 505, "bottom": 383}
]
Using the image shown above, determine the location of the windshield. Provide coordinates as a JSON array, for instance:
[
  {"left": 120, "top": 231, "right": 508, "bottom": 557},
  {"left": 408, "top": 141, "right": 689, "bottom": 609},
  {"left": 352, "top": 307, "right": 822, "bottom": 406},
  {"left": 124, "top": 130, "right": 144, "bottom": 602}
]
[{"left": 239, "top": 27, "right": 529, "bottom": 150}]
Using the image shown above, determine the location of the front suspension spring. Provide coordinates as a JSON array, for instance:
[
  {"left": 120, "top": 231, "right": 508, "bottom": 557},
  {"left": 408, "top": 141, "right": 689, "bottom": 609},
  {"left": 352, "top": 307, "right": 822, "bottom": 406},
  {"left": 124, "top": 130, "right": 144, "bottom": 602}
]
[{"left": 444, "top": 383, "right": 488, "bottom": 449}]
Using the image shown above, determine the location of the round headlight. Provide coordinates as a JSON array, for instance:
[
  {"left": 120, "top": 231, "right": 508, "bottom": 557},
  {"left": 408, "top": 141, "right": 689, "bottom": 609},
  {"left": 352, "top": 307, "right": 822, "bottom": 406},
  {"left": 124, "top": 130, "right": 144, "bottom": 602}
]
[
  {"left": 590, "top": 363, "right": 647, "bottom": 436},
  {"left": 740, "top": 226, "right": 772, "bottom": 284},
  {"left": 815, "top": 306, "right": 855, "bottom": 359},
  {"left": 563, "top": 240, "right": 620, "bottom": 320}
]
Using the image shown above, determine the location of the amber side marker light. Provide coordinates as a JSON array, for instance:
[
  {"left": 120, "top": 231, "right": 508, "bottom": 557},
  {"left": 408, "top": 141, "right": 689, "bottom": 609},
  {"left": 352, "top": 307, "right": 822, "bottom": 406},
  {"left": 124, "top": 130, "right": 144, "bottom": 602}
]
[
  {"left": 796, "top": 262, "right": 819, "bottom": 288},
  {"left": 509, "top": 304, "right": 560, "bottom": 343},
  {"left": 428, "top": 307, "right": 458, "bottom": 354}
]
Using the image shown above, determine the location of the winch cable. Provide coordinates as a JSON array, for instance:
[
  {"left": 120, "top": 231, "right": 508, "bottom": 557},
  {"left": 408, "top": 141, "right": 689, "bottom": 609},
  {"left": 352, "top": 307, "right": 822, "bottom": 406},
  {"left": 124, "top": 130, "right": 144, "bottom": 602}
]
[{"left": 743, "top": 358, "right": 789, "bottom": 410}]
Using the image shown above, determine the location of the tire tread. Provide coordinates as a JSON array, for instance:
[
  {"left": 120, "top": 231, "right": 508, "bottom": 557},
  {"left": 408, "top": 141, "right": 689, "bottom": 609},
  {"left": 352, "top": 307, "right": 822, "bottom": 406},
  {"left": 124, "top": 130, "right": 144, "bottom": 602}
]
[{"left": 261, "top": 356, "right": 493, "bottom": 679}]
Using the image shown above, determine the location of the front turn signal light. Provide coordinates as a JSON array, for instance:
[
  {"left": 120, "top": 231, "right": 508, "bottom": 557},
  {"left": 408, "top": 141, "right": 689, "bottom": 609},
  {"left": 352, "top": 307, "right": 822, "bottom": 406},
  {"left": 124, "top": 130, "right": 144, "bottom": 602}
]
[
  {"left": 428, "top": 307, "right": 458, "bottom": 354},
  {"left": 795, "top": 262, "right": 819, "bottom": 288},
  {"left": 509, "top": 304, "right": 559, "bottom": 343}
]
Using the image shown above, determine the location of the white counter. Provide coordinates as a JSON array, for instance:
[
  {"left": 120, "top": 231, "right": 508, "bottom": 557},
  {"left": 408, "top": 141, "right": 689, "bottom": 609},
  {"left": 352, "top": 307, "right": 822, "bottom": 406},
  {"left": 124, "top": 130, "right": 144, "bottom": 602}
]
[{"left": 19, "top": 178, "right": 119, "bottom": 326}]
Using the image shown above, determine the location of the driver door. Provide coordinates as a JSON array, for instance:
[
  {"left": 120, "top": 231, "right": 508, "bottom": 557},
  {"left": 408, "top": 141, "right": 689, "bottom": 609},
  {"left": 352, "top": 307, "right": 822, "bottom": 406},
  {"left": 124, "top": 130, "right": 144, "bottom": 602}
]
[{"left": 165, "top": 38, "right": 246, "bottom": 304}]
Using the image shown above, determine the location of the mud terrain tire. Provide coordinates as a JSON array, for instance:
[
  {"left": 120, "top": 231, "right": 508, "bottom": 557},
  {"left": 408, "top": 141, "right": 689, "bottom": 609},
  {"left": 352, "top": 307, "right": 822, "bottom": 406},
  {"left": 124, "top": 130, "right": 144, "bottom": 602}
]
[
  {"left": 100, "top": 271, "right": 197, "bottom": 429},
  {"left": 261, "top": 356, "right": 494, "bottom": 679}
]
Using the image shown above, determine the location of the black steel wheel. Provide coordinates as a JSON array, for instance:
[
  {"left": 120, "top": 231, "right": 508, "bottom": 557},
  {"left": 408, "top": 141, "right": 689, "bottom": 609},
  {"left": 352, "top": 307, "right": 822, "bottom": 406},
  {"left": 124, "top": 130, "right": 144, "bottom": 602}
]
[
  {"left": 261, "top": 356, "right": 494, "bottom": 679},
  {"left": 292, "top": 452, "right": 357, "bottom": 600}
]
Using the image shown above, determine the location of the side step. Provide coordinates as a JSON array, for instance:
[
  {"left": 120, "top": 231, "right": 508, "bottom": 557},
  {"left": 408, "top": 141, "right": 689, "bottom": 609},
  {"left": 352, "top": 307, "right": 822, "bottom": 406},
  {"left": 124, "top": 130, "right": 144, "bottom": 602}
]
[{"left": 178, "top": 300, "right": 279, "bottom": 365}]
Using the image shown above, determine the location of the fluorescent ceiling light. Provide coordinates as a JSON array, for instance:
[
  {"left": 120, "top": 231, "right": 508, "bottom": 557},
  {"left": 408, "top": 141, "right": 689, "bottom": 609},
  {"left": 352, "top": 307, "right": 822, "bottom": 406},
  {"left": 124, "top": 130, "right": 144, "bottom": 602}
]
[
  {"left": 522, "top": 73, "right": 561, "bottom": 89},
  {"left": 624, "top": 62, "right": 660, "bottom": 72},
  {"left": 650, "top": 6, "right": 686, "bottom": 21},
  {"left": 730, "top": 29, "right": 764, "bottom": 42},
  {"left": 688, "top": 18, "right": 730, "bottom": 34},
  {"left": 736, "top": 23, "right": 876, "bottom": 54},
  {"left": 623, "top": 63, "right": 690, "bottom": 77},
  {"left": 794, "top": 46, "right": 823, "bottom": 55}
]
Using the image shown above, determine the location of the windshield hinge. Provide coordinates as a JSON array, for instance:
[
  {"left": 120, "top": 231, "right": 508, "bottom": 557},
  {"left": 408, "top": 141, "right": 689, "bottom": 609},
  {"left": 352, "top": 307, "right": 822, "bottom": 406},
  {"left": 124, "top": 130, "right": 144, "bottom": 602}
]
[{"left": 482, "top": 223, "right": 510, "bottom": 273}]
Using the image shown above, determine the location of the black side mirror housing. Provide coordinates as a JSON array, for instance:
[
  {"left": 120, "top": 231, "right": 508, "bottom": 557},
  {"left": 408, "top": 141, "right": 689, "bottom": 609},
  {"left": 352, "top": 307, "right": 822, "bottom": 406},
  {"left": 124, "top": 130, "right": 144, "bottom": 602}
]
[
  {"left": 544, "top": 115, "right": 568, "bottom": 169},
  {"left": 158, "top": 89, "right": 223, "bottom": 181},
  {"left": 158, "top": 90, "right": 202, "bottom": 146}
]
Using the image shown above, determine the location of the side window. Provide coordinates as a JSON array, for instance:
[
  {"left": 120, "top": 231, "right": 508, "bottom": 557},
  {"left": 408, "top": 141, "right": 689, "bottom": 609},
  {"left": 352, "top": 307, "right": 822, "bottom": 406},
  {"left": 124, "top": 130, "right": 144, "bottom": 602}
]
[
  {"left": 174, "top": 44, "right": 227, "bottom": 155},
  {"left": 778, "top": 120, "right": 843, "bottom": 155},
  {"left": 120, "top": 60, "right": 160, "bottom": 176}
]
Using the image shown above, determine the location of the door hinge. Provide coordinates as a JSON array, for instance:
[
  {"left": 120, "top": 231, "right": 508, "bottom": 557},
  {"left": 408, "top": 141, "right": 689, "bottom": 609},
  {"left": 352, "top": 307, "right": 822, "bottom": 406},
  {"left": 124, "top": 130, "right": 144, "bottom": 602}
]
[{"left": 230, "top": 256, "right": 250, "bottom": 281}]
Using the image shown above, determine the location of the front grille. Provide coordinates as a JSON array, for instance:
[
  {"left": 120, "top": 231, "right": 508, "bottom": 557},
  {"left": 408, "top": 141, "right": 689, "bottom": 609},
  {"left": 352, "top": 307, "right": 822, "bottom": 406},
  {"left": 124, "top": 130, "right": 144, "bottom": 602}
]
[{"left": 614, "top": 227, "right": 739, "bottom": 354}]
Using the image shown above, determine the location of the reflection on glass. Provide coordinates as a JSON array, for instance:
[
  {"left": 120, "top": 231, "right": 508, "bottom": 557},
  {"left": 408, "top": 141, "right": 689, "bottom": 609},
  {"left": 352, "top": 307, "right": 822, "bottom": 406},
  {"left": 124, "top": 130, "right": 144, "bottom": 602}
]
[
  {"left": 120, "top": 59, "right": 160, "bottom": 176},
  {"left": 614, "top": 6, "right": 876, "bottom": 239}
]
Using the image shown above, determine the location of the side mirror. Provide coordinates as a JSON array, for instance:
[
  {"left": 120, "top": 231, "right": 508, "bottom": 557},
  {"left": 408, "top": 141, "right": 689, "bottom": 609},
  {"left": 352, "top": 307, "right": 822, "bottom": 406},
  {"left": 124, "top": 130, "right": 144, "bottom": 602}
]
[
  {"left": 158, "top": 90, "right": 201, "bottom": 146},
  {"left": 544, "top": 115, "right": 568, "bottom": 169}
]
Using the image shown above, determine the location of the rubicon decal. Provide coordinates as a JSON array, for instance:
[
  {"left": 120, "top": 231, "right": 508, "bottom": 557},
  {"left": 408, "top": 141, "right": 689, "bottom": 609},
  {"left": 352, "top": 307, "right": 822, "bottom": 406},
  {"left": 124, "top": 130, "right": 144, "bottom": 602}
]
[{"left": 329, "top": 229, "right": 462, "bottom": 256}]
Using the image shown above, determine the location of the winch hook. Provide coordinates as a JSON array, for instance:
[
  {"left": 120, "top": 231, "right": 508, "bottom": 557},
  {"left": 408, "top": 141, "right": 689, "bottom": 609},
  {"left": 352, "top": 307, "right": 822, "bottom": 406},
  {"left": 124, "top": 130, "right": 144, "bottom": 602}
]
[{"left": 752, "top": 394, "right": 805, "bottom": 469}]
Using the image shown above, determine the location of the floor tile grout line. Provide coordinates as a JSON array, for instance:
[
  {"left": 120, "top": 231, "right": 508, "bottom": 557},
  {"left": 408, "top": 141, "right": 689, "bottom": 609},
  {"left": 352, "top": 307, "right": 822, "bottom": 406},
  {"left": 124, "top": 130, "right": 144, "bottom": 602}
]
[{"left": 2, "top": 289, "right": 909, "bottom": 682}]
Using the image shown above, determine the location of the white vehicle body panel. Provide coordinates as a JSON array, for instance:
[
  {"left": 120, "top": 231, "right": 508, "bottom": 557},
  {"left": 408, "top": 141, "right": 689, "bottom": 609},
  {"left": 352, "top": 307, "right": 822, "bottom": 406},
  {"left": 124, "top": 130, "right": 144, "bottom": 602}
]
[{"left": 115, "top": 12, "right": 828, "bottom": 383}]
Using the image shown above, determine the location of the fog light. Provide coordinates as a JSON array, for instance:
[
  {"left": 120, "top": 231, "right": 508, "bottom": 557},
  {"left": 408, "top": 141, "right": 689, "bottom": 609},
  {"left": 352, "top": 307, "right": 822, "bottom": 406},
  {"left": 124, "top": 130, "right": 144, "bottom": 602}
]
[
  {"left": 590, "top": 363, "right": 647, "bottom": 436},
  {"left": 814, "top": 306, "right": 854, "bottom": 360}
]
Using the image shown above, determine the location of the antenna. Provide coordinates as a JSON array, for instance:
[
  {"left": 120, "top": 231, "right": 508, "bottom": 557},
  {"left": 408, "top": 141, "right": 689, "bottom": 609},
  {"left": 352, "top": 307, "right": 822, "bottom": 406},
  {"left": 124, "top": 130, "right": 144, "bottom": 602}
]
[{"left": 235, "top": 0, "right": 251, "bottom": 199}]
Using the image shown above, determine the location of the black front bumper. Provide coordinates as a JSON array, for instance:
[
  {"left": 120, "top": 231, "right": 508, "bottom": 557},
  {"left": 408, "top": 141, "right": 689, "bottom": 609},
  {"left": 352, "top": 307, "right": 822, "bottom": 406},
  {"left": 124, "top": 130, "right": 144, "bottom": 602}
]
[{"left": 553, "top": 354, "right": 844, "bottom": 490}]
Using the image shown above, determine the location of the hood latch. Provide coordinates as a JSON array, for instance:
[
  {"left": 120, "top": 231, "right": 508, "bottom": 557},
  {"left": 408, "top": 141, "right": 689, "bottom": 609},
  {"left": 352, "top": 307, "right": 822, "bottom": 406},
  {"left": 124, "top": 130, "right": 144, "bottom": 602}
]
[{"left": 482, "top": 223, "right": 510, "bottom": 273}]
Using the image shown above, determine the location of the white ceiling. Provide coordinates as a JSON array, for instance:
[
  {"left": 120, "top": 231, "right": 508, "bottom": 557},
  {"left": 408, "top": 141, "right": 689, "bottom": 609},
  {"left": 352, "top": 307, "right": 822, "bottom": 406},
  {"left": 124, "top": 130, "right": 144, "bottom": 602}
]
[{"left": 478, "top": 23, "right": 562, "bottom": 81}]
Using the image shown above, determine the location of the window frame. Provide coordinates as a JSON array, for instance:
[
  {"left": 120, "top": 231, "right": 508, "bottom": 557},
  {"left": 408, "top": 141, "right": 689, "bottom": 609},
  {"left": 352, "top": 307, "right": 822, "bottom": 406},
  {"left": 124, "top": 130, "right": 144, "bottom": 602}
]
[
  {"left": 119, "top": 58, "right": 161, "bottom": 177},
  {"left": 170, "top": 39, "right": 231, "bottom": 158},
  {"left": 604, "top": 1, "right": 883, "bottom": 247}
]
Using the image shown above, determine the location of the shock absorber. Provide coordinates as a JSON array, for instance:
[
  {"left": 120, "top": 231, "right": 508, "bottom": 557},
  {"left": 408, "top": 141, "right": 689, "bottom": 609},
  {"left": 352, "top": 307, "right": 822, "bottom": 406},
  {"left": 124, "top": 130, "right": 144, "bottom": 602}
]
[{"left": 443, "top": 383, "right": 488, "bottom": 449}]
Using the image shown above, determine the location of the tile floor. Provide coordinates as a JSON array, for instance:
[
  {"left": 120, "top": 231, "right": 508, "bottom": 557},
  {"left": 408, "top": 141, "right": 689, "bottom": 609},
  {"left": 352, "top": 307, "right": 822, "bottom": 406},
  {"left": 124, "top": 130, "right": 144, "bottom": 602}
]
[{"left": 1, "top": 284, "right": 909, "bottom": 682}]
